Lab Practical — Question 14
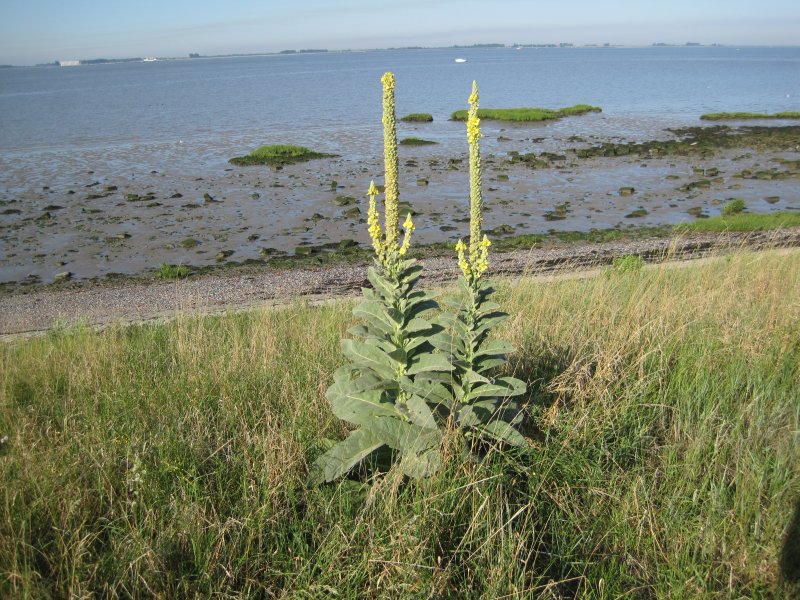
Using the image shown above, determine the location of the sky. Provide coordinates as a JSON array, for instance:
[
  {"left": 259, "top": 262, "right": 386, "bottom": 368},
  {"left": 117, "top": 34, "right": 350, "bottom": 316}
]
[{"left": 1, "top": 0, "right": 799, "bottom": 65}]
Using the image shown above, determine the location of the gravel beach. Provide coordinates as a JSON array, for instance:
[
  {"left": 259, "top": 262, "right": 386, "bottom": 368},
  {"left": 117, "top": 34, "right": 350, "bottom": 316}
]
[{"left": 2, "top": 229, "right": 798, "bottom": 338}]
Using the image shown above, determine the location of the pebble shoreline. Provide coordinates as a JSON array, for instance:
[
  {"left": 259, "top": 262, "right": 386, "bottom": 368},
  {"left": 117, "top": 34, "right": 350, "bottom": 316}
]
[{"left": 2, "top": 229, "right": 798, "bottom": 338}]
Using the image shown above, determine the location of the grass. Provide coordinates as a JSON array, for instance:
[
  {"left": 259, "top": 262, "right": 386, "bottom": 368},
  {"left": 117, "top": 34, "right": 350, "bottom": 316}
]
[
  {"left": 155, "top": 263, "right": 192, "bottom": 279},
  {"left": 228, "top": 144, "right": 336, "bottom": 167},
  {"left": 399, "top": 113, "right": 433, "bottom": 122},
  {"left": 701, "top": 111, "right": 800, "bottom": 121},
  {"left": 678, "top": 210, "right": 800, "bottom": 233},
  {"left": 399, "top": 137, "right": 437, "bottom": 146},
  {"left": 721, "top": 198, "right": 747, "bottom": 217},
  {"left": 450, "top": 104, "right": 601, "bottom": 122},
  {"left": 2, "top": 248, "right": 799, "bottom": 597}
]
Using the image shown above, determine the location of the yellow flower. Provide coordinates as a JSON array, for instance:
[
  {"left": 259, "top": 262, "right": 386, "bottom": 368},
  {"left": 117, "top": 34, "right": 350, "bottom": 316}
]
[
  {"left": 466, "top": 115, "right": 481, "bottom": 145},
  {"left": 398, "top": 213, "right": 414, "bottom": 256},
  {"left": 366, "top": 180, "right": 383, "bottom": 256}
]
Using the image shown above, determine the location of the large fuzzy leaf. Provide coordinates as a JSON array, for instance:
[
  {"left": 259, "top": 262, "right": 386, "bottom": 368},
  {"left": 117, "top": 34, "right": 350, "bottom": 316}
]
[
  {"left": 465, "top": 377, "right": 526, "bottom": 402},
  {"left": 399, "top": 376, "right": 453, "bottom": 406},
  {"left": 353, "top": 301, "right": 401, "bottom": 336},
  {"left": 367, "top": 267, "right": 400, "bottom": 300},
  {"left": 407, "top": 299, "right": 439, "bottom": 320},
  {"left": 371, "top": 417, "right": 441, "bottom": 454},
  {"left": 309, "top": 429, "right": 386, "bottom": 484},
  {"left": 404, "top": 318, "right": 434, "bottom": 335},
  {"left": 474, "top": 340, "right": 516, "bottom": 360},
  {"left": 399, "top": 447, "right": 442, "bottom": 479},
  {"left": 341, "top": 339, "right": 399, "bottom": 379},
  {"left": 328, "top": 384, "right": 398, "bottom": 426},
  {"left": 406, "top": 353, "right": 454, "bottom": 375},
  {"left": 406, "top": 394, "right": 438, "bottom": 429},
  {"left": 476, "top": 420, "right": 527, "bottom": 447}
]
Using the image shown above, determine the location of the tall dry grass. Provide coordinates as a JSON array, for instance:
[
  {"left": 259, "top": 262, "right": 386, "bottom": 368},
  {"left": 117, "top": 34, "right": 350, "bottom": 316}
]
[{"left": 1, "top": 248, "right": 798, "bottom": 597}]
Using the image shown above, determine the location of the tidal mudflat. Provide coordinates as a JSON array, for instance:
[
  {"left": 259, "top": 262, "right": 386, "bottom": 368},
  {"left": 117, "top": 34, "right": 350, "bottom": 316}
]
[{"left": 1, "top": 123, "right": 798, "bottom": 287}]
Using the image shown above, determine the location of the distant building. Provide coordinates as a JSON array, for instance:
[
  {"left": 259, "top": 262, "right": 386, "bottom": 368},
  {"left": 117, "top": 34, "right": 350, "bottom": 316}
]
[{"left": 59, "top": 60, "right": 81, "bottom": 67}]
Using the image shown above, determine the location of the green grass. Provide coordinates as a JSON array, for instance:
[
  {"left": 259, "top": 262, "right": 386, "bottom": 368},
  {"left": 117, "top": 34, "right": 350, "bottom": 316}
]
[
  {"left": 399, "top": 113, "right": 433, "bottom": 122},
  {"left": 155, "top": 263, "right": 192, "bottom": 279},
  {"left": 721, "top": 198, "right": 747, "bottom": 217},
  {"left": 700, "top": 111, "right": 800, "bottom": 121},
  {"left": 450, "top": 104, "right": 601, "bottom": 122},
  {"left": 678, "top": 210, "right": 800, "bottom": 232},
  {"left": 2, "top": 248, "right": 799, "bottom": 597},
  {"left": 399, "top": 137, "right": 437, "bottom": 146},
  {"left": 229, "top": 144, "right": 336, "bottom": 167}
]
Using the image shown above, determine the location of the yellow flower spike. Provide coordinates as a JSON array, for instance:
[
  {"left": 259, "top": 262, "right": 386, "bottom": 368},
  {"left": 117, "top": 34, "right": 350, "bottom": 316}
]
[
  {"left": 381, "top": 72, "right": 400, "bottom": 250},
  {"left": 398, "top": 213, "right": 415, "bottom": 256},
  {"left": 455, "top": 239, "right": 472, "bottom": 280},
  {"left": 366, "top": 180, "right": 384, "bottom": 256},
  {"left": 466, "top": 81, "right": 483, "bottom": 260}
]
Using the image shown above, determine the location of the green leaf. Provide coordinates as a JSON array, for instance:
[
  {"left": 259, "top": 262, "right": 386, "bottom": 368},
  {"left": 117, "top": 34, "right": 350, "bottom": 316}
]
[
  {"left": 399, "top": 447, "right": 442, "bottom": 479},
  {"left": 354, "top": 301, "right": 401, "bottom": 336},
  {"left": 463, "top": 369, "right": 491, "bottom": 385},
  {"left": 476, "top": 420, "right": 527, "bottom": 447},
  {"left": 457, "top": 405, "right": 480, "bottom": 427},
  {"left": 475, "top": 356, "right": 506, "bottom": 372},
  {"left": 466, "top": 377, "right": 526, "bottom": 402},
  {"left": 476, "top": 301, "right": 502, "bottom": 316},
  {"left": 367, "top": 266, "right": 399, "bottom": 299},
  {"left": 329, "top": 371, "right": 381, "bottom": 393},
  {"left": 406, "top": 394, "right": 438, "bottom": 429},
  {"left": 407, "top": 299, "right": 438, "bottom": 320},
  {"left": 474, "top": 314, "right": 508, "bottom": 336},
  {"left": 371, "top": 417, "right": 441, "bottom": 454},
  {"left": 330, "top": 387, "right": 399, "bottom": 426},
  {"left": 474, "top": 340, "right": 516, "bottom": 359},
  {"left": 407, "top": 353, "right": 454, "bottom": 375},
  {"left": 399, "top": 263, "right": 423, "bottom": 284},
  {"left": 309, "top": 429, "right": 385, "bottom": 484},
  {"left": 399, "top": 377, "right": 453, "bottom": 406},
  {"left": 342, "top": 339, "right": 399, "bottom": 379},
  {"left": 405, "top": 318, "right": 433, "bottom": 334}
]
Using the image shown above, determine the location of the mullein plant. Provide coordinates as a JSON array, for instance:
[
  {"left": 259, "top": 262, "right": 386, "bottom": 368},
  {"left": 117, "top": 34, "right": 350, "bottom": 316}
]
[
  {"left": 311, "top": 76, "right": 527, "bottom": 484},
  {"left": 311, "top": 73, "right": 453, "bottom": 484},
  {"left": 434, "top": 81, "right": 527, "bottom": 446}
]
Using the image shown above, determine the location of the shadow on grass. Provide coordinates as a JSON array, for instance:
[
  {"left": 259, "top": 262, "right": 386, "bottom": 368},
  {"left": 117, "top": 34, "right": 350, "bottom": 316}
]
[{"left": 781, "top": 497, "right": 800, "bottom": 590}]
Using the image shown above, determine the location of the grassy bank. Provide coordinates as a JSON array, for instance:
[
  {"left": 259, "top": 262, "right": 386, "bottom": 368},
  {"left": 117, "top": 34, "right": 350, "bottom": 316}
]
[
  {"left": 678, "top": 210, "right": 800, "bottom": 233},
  {"left": 2, "top": 248, "right": 799, "bottom": 597},
  {"left": 450, "top": 104, "right": 601, "bottom": 122},
  {"left": 701, "top": 111, "right": 800, "bottom": 121}
]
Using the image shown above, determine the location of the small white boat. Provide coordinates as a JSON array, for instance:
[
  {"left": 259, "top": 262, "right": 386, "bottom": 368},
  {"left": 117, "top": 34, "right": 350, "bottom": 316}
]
[
  {"left": 143, "top": 57, "right": 158, "bottom": 62},
  {"left": 454, "top": 58, "right": 467, "bottom": 63}
]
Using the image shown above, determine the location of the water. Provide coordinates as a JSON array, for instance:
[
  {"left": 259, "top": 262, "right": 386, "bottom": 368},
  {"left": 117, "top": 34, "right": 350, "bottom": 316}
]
[
  {"left": 1, "top": 46, "right": 798, "bottom": 170},
  {"left": 1, "top": 46, "right": 799, "bottom": 284}
]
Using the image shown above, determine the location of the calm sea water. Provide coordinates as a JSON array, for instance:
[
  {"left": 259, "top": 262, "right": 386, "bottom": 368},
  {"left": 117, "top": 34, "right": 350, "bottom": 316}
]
[{"left": 1, "top": 46, "right": 799, "bottom": 185}]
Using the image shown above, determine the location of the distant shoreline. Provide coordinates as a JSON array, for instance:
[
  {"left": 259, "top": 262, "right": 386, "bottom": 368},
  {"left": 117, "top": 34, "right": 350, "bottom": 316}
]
[{"left": 6, "top": 43, "right": 800, "bottom": 69}]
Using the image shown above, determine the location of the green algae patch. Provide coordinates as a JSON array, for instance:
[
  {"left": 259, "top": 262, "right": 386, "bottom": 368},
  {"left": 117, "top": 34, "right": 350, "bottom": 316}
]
[
  {"left": 400, "top": 113, "right": 433, "bottom": 122},
  {"left": 399, "top": 137, "right": 438, "bottom": 146},
  {"left": 450, "top": 104, "right": 601, "bottom": 122},
  {"left": 229, "top": 145, "right": 336, "bottom": 167},
  {"left": 700, "top": 111, "right": 800, "bottom": 121}
]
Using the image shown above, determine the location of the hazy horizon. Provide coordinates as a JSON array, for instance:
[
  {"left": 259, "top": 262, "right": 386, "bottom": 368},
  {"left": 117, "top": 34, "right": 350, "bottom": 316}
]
[{"left": 2, "top": 0, "right": 799, "bottom": 66}]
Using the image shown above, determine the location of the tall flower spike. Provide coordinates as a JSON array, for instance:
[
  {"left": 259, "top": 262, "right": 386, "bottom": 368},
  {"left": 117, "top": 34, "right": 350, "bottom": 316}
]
[
  {"left": 381, "top": 72, "right": 400, "bottom": 250},
  {"left": 467, "top": 80, "right": 483, "bottom": 261}
]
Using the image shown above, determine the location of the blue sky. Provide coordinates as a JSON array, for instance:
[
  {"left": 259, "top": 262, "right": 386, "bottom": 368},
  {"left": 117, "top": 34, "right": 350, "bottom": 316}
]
[{"left": 1, "top": 0, "right": 798, "bottom": 65}]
